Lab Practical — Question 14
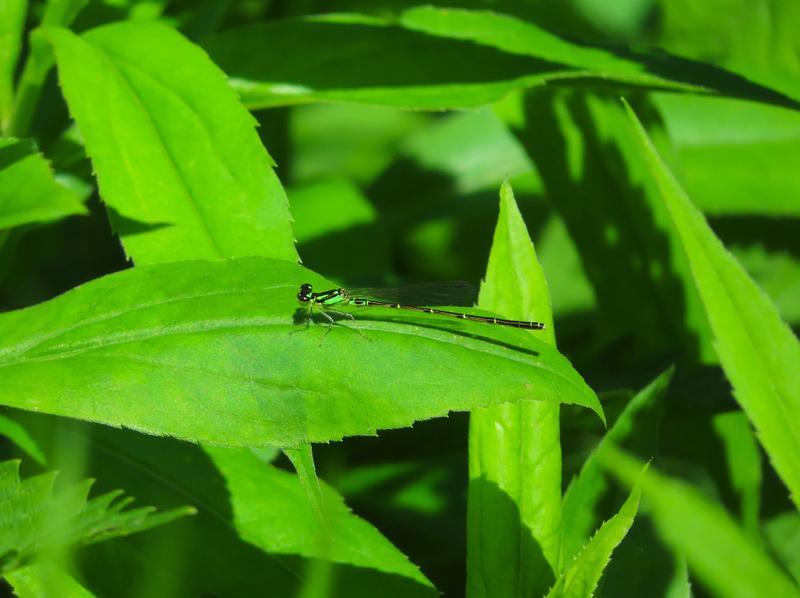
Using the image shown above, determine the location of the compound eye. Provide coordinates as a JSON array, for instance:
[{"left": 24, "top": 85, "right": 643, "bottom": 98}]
[{"left": 297, "top": 283, "right": 313, "bottom": 303}]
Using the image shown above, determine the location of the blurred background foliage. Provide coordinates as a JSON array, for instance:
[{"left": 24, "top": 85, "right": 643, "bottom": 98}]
[{"left": 1, "top": 0, "right": 799, "bottom": 596}]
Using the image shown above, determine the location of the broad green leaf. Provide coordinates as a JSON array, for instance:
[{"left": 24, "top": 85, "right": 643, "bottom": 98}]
[
  {"left": 509, "top": 90, "right": 713, "bottom": 360},
  {"left": 14, "top": 416, "right": 437, "bottom": 597},
  {"left": 0, "top": 137, "right": 86, "bottom": 230},
  {"left": 601, "top": 446, "right": 800, "bottom": 598},
  {"left": 0, "top": 459, "right": 191, "bottom": 574},
  {"left": 0, "top": 257, "right": 603, "bottom": 447},
  {"left": 656, "top": 94, "right": 800, "bottom": 217},
  {"left": 468, "top": 181, "right": 560, "bottom": 597},
  {"left": 204, "top": 446, "right": 435, "bottom": 596},
  {"left": 7, "top": 562, "right": 96, "bottom": 598},
  {"left": 46, "top": 23, "right": 296, "bottom": 264},
  {"left": 625, "top": 100, "right": 800, "bottom": 508},
  {"left": 201, "top": 10, "right": 797, "bottom": 112},
  {"left": 547, "top": 478, "right": 642, "bottom": 598},
  {"left": 0, "top": 0, "right": 26, "bottom": 134},
  {"left": 561, "top": 368, "right": 671, "bottom": 568}
]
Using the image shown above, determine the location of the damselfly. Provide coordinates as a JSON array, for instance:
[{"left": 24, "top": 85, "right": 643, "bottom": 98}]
[{"left": 296, "top": 281, "right": 546, "bottom": 330}]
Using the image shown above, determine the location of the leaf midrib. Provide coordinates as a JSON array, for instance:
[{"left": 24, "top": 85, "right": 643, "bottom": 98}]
[{"left": 88, "top": 36, "right": 224, "bottom": 256}]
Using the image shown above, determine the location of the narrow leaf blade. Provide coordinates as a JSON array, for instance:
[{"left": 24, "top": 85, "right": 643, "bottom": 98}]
[
  {"left": 468, "top": 181, "right": 561, "bottom": 597},
  {"left": 601, "top": 446, "right": 800, "bottom": 598},
  {"left": 625, "top": 100, "right": 800, "bottom": 508},
  {"left": 561, "top": 368, "right": 671, "bottom": 567},
  {"left": 548, "top": 476, "right": 642, "bottom": 598}
]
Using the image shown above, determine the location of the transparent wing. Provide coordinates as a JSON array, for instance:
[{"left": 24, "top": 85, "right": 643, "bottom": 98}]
[{"left": 347, "top": 281, "right": 476, "bottom": 306}]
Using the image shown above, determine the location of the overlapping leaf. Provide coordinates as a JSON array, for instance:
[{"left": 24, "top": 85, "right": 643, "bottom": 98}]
[
  {"left": 0, "top": 459, "right": 191, "bottom": 574},
  {"left": 561, "top": 369, "right": 671, "bottom": 568},
  {"left": 202, "top": 8, "right": 798, "bottom": 111},
  {"left": 0, "top": 137, "right": 85, "bottom": 231}
]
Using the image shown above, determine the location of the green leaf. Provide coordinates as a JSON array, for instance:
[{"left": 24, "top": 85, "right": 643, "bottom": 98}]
[
  {"left": 0, "top": 257, "right": 603, "bottom": 447},
  {"left": 601, "top": 446, "right": 800, "bottom": 598},
  {"left": 625, "top": 99, "right": 800, "bottom": 509},
  {"left": 7, "top": 562, "right": 97, "bottom": 598},
  {"left": 547, "top": 476, "right": 642, "bottom": 598},
  {"left": 656, "top": 94, "right": 800, "bottom": 217},
  {"left": 467, "top": 181, "right": 561, "bottom": 597},
  {"left": 204, "top": 446, "right": 436, "bottom": 596},
  {"left": 561, "top": 368, "right": 671, "bottom": 569},
  {"left": 0, "top": 458, "right": 192, "bottom": 574},
  {"left": 0, "top": 137, "right": 86, "bottom": 231},
  {"left": 46, "top": 23, "right": 296, "bottom": 264},
  {"left": 0, "top": 0, "right": 26, "bottom": 134},
  {"left": 201, "top": 10, "right": 798, "bottom": 112}
]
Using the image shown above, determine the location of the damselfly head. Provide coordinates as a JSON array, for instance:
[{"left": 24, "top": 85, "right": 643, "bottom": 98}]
[{"left": 297, "top": 283, "right": 313, "bottom": 304}]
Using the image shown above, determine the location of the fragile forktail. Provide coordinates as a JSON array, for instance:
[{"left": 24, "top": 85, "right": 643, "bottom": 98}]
[{"left": 296, "top": 281, "right": 546, "bottom": 330}]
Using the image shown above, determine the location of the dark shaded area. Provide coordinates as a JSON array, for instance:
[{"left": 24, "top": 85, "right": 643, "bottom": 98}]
[
  {"left": 600, "top": 516, "right": 686, "bottom": 596},
  {"left": 202, "top": 13, "right": 800, "bottom": 112},
  {"left": 204, "top": 20, "right": 569, "bottom": 92},
  {"left": 710, "top": 215, "right": 800, "bottom": 259},
  {"left": 9, "top": 411, "right": 437, "bottom": 598},
  {"left": 105, "top": 205, "right": 172, "bottom": 237},
  {"left": 298, "top": 222, "right": 394, "bottom": 285},
  {"left": 515, "top": 89, "right": 700, "bottom": 361},
  {"left": 316, "top": 414, "right": 470, "bottom": 597},
  {"left": 366, "top": 156, "right": 551, "bottom": 284},
  {"left": 0, "top": 196, "right": 128, "bottom": 312},
  {"left": 467, "top": 476, "right": 554, "bottom": 597},
  {"left": 0, "top": 138, "right": 36, "bottom": 169}
]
